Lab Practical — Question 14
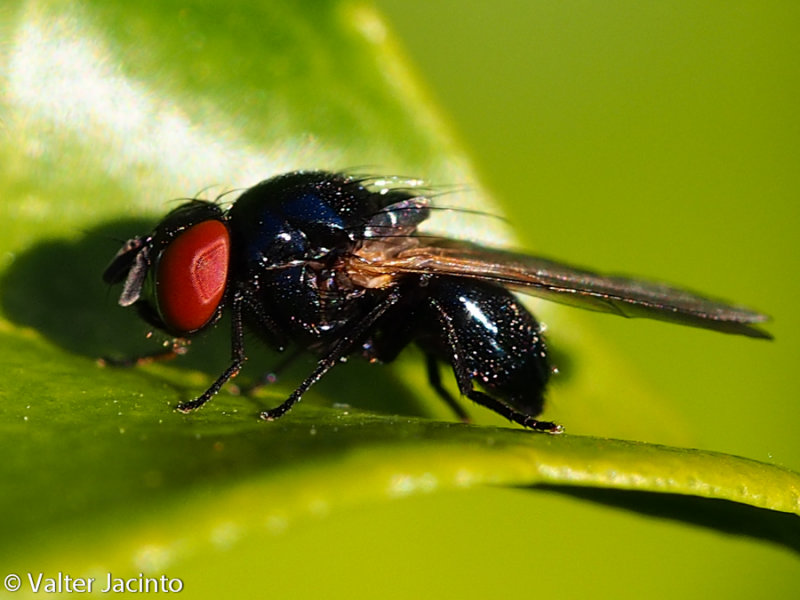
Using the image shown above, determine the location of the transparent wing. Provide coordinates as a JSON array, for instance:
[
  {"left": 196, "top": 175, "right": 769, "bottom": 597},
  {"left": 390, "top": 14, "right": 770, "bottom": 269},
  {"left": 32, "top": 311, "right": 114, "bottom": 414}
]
[{"left": 348, "top": 239, "right": 771, "bottom": 339}]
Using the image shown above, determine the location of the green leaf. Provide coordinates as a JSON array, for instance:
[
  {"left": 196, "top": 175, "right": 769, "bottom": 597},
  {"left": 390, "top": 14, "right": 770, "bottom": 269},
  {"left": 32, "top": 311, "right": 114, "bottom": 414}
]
[{"left": 0, "top": 1, "right": 797, "bottom": 598}]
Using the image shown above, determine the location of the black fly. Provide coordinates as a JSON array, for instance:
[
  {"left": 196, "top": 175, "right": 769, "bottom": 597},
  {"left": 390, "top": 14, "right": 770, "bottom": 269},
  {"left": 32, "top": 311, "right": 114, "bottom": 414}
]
[{"left": 103, "top": 171, "right": 771, "bottom": 432}]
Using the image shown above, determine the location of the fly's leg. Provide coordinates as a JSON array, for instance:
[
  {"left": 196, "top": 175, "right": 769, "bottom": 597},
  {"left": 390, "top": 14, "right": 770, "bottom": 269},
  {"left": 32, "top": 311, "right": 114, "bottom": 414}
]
[
  {"left": 261, "top": 290, "right": 402, "bottom": 421},
  {"left": 176, "top": 293, "right": 246, "bottom": 413},
  {"left": 429, "top": 296, "right": 563, "bottom": 434},
  {"left": 424, "top": 353, "right": 470, "bottom": 423},
  {"left": 464, "top": 389, "right": 562, "bottom": 433}
]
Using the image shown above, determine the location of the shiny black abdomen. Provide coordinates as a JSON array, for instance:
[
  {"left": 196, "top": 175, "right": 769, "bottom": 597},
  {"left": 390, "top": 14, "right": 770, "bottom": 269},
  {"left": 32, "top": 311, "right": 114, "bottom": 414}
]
[{"left": 419, "top": 276, "right": 550, "bottom": 416}]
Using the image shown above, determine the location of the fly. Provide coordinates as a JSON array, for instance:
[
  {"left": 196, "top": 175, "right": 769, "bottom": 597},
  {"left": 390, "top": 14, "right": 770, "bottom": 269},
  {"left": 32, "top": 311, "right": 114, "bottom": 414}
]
[{"left": 103, "top": 171, "right": 770, "bottom": 432}]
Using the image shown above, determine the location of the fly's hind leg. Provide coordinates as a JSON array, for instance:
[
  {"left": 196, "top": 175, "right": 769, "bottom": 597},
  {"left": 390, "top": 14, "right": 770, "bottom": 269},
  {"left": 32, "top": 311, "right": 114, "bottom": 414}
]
[
  {"left": 463, "top": 388, "right": 562, "bottom": 433},
  {"left": 448, "top": 351, "right": 562, "bottom": 433},
  {"left": 429, "top": 296, "right": 562, "bottom": 434},
  {"left": 424, "top": 353, "right": 470, "bottom": 423}
]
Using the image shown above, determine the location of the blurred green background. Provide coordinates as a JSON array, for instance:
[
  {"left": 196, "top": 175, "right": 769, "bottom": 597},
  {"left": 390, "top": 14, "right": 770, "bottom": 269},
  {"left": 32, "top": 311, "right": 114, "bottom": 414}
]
[
  {"left": 376, "top": 0, "right": 799, "bottom": 465},
  {"left": 373, "top": 2, "right": 800, "bottom": 595},
  {"left": 0, "top": 1, "right": 797, "bottom": 598}
]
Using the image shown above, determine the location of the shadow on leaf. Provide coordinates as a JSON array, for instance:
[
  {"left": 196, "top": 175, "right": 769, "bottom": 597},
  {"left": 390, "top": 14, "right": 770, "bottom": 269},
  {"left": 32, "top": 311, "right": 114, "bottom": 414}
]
[
  {"left": 0, "top": 220, "right": 436, "bottom": 420},
  {"left": 534, "top": 485, "right": 800, "bottom": 555}
]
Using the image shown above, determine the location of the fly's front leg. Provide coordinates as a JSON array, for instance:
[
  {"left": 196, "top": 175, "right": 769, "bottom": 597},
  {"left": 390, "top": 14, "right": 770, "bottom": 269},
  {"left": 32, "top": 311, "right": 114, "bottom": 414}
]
[{"left": 177, "top": 292, "right": 247, "bottom": 413}]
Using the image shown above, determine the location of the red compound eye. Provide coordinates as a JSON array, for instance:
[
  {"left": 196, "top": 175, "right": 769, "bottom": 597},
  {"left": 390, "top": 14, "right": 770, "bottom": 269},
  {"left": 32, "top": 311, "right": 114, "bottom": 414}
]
[{"left": 156, "top": 220, "right": 230, "bottom": 334}]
